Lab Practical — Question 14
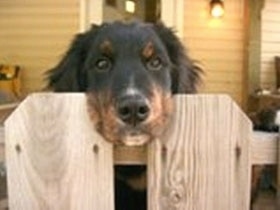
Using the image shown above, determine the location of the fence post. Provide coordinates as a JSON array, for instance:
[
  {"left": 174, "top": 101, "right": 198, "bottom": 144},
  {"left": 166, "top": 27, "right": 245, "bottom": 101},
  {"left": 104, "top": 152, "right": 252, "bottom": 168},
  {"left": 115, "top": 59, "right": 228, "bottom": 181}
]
[
  {"left": 148, "top": 95, "right": 252, "bottom": 210},
  {"left": 5, "top": 93, "right": 114, "bottom": 210}
]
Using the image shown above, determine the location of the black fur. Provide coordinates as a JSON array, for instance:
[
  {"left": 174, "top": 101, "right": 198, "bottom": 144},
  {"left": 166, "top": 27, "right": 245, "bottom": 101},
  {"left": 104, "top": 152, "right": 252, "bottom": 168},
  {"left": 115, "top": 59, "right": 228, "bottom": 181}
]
[
  {"left": 251, "top": 106, "right": 280, "bottom": 132},
  {"left": 47, "top": 21, "right": 201, "bottom": 93},
  {"left": 152, "top": 23, "right": 201, "bottom": 93}
]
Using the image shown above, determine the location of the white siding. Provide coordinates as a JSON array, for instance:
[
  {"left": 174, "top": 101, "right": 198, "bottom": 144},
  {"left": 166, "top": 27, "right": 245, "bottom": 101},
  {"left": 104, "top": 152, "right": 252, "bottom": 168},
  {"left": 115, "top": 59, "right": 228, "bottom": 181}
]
[{"left": 261, "top": 0, "right": 280, "bottom": 89}]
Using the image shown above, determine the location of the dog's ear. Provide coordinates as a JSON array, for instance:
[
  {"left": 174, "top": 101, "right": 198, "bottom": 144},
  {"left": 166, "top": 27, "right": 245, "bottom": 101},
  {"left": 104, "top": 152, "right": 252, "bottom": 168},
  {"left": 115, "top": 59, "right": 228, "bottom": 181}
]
[
  {"left": 152, "top": 22, "right": 202, "bottom": 93},
  {"left": 46, "top": 25, "right": 100, "bottom": 92}
]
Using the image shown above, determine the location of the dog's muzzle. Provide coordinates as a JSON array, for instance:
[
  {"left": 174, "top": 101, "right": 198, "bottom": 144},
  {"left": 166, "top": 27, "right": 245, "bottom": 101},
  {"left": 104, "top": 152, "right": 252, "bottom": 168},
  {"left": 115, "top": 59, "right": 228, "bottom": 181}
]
[{"left": 116, "top": 94, "right": 150, "bottom": 126}]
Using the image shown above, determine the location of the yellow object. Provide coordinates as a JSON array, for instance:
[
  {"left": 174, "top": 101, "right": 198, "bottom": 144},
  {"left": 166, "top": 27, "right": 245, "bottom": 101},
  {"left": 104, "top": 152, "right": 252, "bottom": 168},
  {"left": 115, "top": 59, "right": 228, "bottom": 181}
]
[
  {"left": 210, "top": 0, "right": 224, "bottom": 18},
  {"left": 0, "top": 65, "right": 21, "bottom": 98}
]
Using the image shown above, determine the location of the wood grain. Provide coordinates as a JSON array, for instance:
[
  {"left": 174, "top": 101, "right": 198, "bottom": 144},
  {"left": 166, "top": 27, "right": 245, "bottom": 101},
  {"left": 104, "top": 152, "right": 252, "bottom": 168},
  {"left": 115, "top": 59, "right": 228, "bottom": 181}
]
[
  {"left": 5, "top": 93, "right": 114, "bottom": 210},
  {"left": 114, "top": 145, "right": 147, "bottom": 165},
  {"left": 5, "top": 94, "right": 270, "bottom": 210},
  {"left": 148, "top": 95, "right": 252, "bottom": 210},
  {"left": 251, "top": 132, "right": 278, "bottom": 165},
  {"left": 114, "top": 132, "right": 280, "bottom": 165}
]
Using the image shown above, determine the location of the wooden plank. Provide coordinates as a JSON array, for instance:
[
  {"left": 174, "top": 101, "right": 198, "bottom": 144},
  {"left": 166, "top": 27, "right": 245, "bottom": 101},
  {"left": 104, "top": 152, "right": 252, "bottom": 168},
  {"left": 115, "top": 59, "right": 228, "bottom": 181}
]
[
  {"left": 184, "top": 29, "right": 243, "bottom": 42},
  {"left": 262, "top": 33, "right": 280, "bottom": 43},
  {"left": 0, "top": 0, "right": 78, "bottom": 7},
  {"left": 202, "top": 83, "right": 243, "bottom": 93},
  {"left": 205, "top": 72, "right": 242, "bottom": 83},
  {"left": 115, "top": 132, "right": 280, "bottom": 166},
  {"left": 184, "top": 18, "right": 243, "bottom": 31},
  {"left": 5, "top": 93, "right": 114, "bottom": 210},
  {"left": 264, "top": 1, "right": 280, "bottom": 11},
  {"left": 262, "top": 42, "right": 280, "bottom": 53},
  {"left": 148, "top": 95, "right": 251, "bottom": 210},
  {"left": 114, "top": 146, "right": 147, "bottom": 165},
  {"left": 186, "top": 38, "right": 243, "bottom": 51},
  {"left": 262, "top": 10, "right": 280, "bottom": 22},
  {"left": 114, "top": 132, "right": 279, "bottom": 166},
  {"left": 0, "top": 7, "right": 77, "bottom": 16},
  {"left": 108, "top": 123, "right": 279, "bottom": 167},
  {"left": 5, "top": 93, "right": 280, "bottom": 210},
  {"left": 189, "top": 50, "right": 243, "bottom": 62},
  {"left": 201, "top": 61, "right": 243, "bottom": 73},
  {"left": 251, "top": 132, "right": 278, "bottom": 165},
  {"left": 263, "top": 22, "right": 280, "bottom": 33}
]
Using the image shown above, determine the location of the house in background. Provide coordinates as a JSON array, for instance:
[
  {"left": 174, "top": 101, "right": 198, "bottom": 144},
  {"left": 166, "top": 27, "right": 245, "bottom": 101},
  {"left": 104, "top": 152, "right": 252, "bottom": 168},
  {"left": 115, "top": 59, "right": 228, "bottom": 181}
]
[{"left": 0, "top": 0, "right": 279, "bottom": 110}]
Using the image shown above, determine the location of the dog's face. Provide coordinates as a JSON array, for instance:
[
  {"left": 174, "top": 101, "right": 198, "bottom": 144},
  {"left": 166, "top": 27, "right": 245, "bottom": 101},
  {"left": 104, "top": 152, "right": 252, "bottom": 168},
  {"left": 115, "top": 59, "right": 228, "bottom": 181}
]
[
  {"left": 47, "top": 21, "right": 200, "bottom": 146},
  {"left": 85, "top": 23, "right": 174, "bottom": 145}
]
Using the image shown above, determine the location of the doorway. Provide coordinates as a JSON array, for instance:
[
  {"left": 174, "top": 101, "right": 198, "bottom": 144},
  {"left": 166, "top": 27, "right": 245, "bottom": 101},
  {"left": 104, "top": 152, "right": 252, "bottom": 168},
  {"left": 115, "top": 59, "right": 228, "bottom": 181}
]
[
  {"left": 103, "top": 0, "right": 160, "bottom": 23},
  {"left": 80, "top": 0, "right": 184, "bottom": 37}
]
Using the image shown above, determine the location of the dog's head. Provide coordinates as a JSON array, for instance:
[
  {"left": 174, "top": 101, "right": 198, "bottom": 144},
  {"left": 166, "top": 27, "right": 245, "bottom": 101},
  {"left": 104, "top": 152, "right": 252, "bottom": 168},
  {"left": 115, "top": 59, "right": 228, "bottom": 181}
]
[{"left": 47, "top": 21, "right": 201, "bottom": 146}]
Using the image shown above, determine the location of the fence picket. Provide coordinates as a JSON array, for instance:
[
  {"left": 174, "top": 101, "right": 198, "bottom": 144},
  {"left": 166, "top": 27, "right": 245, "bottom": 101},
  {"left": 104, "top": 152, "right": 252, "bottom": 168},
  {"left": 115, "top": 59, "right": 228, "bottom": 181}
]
[
  {"left": 5, "top": 93, "right": 114, "bottom": 210},
  {"left": 148, "top": 95, "right": 252, "bottom": 210}
]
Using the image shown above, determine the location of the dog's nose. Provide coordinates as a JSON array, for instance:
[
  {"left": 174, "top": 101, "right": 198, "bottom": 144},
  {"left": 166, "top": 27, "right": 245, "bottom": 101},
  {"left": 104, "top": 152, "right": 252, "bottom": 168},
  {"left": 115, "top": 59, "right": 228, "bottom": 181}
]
[{"left": 117, "top": 96, "right": 150, "bottom": 126}]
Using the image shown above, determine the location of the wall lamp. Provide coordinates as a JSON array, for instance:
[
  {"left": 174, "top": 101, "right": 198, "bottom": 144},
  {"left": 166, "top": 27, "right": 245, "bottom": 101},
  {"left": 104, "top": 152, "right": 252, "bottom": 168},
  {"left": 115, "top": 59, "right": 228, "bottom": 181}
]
[
  {"left": 125, "top": 0, "right": 136, "bottom": 14},
  {"left": 210, "top": 0, "right": 225, "bottom": 18}
]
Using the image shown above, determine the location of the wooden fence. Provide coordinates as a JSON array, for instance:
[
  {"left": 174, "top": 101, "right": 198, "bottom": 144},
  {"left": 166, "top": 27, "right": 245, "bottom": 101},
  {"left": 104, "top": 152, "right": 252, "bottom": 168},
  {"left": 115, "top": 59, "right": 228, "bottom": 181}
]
[{"left": 4, "top": 93, "right": 269, "bottom": 210}]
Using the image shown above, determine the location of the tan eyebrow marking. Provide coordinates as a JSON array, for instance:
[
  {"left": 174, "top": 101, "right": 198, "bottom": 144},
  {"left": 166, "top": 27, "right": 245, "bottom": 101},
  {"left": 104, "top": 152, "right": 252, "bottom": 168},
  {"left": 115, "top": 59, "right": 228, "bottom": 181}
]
[
  {"left": 100, "top": 40, "right": 113, "bottom": 55},
  {"left": 142, "top": 41, "right": 154, "bottom": 59}
]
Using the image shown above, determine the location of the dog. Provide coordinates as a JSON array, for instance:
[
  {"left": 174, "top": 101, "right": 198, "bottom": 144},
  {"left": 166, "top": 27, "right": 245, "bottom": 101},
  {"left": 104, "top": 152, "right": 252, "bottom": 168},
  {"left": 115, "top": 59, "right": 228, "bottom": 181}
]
[{"left": 46, "top": 20, "right": 201, "bottom": 210}]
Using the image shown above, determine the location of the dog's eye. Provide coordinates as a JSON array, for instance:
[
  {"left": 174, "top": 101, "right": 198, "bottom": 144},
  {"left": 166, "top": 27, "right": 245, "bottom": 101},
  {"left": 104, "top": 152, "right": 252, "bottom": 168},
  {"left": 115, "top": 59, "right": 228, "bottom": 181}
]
[
  {"left": 95, "top": 58, "right": 111, "bottom": 72},
  {"left": 147, "top": 57, "right": 162, "bottom": 71}
]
